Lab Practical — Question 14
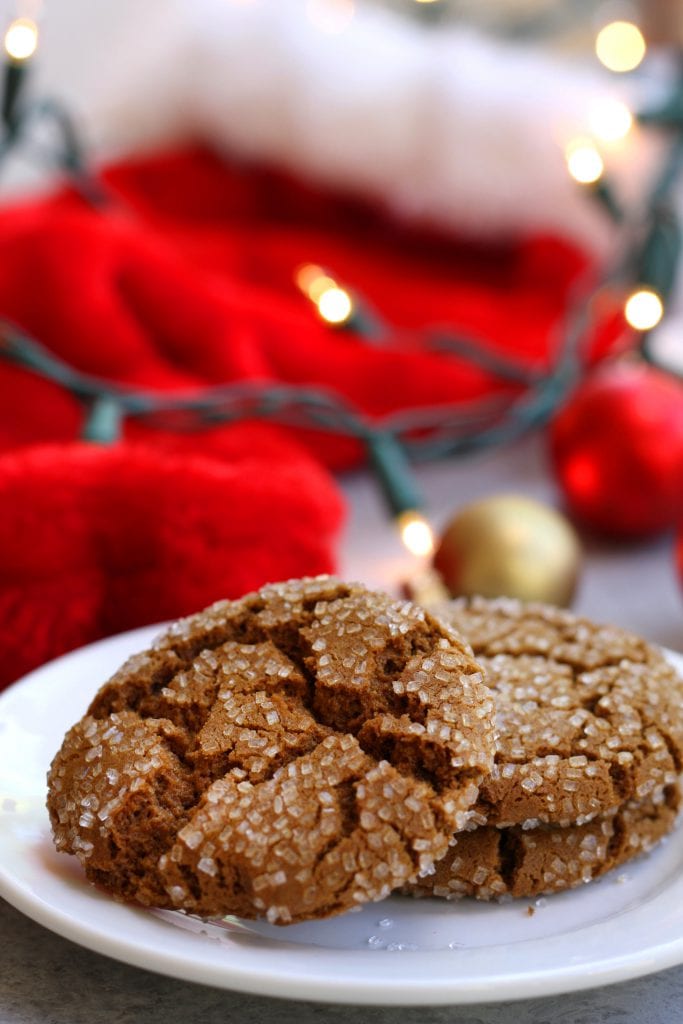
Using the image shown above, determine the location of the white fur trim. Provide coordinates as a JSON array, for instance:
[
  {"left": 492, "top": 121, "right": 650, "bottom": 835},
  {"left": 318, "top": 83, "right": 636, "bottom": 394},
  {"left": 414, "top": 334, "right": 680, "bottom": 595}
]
[{"left": 89, "top": 0, "right": 654, "bottom": 251}]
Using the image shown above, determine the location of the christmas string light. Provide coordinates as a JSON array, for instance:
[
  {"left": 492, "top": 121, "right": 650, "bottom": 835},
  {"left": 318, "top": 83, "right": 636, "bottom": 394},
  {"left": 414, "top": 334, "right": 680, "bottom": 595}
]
[
  {"left": 317, "top": 286, "right": 353, "bottom": 325},
  {"left": 0, "top": 10, "right": 105, "bottom": 203},
  {"left": 366, "top": 431, "right": 425, "bottom": 520},
  {"left": 595, "top": 19, "right": 647, "bottom": 73},
  {"left": 624, "top": 287, "right": 664, "bottom": 330},
  {"left": 296, "top": 274, "right": 545, "bottom": 386},
  {"left": 564, "top": 137, "right": 623, "bottom": 222},
  {"left": 622, "top": 166, "right": 683, "bottom": 345},
  {"left": 295, "top": 263, "right": 385, "bottom": 339},
  {"left": 4, "top": 17, "right": 37, "bottom": 60},
  {"left": 2, "top": 16, "right": 37, "bottom": 133},
  {"left": 566, "top": 17, "right": 683, "bottom": 363},
  {"left": 0, "top": 322, "right": 433, "bottom": 548},
  {"left": 396, "top": 511, "right": 435, "bottom": 558},
  {"left": 0, "top": 300, "right": 591, "bottom": 555},
  {"left": 81, "top": 394, "right": 125, "bottom": 443},
  {"left": 295, "top": 264, "right": 354, "bottom": 326},
  {"left": 565, "top": 137, "right": 604, "bottom": 184},
  {"left": 630, "top": 175, "right": 683, "bottom": 355},
  {"left": 588, "top": 97, "right": 633, "bottom": 143}
]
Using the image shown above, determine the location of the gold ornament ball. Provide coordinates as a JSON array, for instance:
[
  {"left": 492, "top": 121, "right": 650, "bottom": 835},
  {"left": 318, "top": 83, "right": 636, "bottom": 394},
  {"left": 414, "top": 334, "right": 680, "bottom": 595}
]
[{"left": 434, "top": 494, "right": 581, "bottom": 607}]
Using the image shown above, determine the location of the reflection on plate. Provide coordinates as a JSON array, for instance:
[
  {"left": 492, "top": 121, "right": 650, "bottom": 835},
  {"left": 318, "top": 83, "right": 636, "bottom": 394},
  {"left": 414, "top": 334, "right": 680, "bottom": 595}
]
[{"left": 1, "top": 626, "right": 683, "bottom": 1006}]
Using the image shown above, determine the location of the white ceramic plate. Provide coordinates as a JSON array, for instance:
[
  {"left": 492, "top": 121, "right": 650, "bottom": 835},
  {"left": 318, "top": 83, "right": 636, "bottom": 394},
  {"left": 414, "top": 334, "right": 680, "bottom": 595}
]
[{"left": 2, "top": 627, "right": 683, "bottom": 1006}]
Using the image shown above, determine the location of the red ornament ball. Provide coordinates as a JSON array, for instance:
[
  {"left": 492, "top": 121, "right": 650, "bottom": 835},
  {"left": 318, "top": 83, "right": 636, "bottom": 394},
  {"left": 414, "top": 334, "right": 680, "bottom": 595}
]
[{"left": 550, "top": 362, "right": 683, "bottom": 538}]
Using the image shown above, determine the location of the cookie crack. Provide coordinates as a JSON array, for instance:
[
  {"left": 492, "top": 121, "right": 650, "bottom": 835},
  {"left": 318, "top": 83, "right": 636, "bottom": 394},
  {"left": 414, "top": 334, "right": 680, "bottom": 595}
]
[
  {"left": 261, "top": 628, "right": 317, "bottom": 712},
  {"left": 309, "top": 778, "right": 362, "bottom": 873},
  {"left": 335, "top": 779, "right": 360, "bottom": 839},
  {"left": 653, "top": 724, "right": 683, "bottom": 773},
  {"left": 471, "top": 622, "right": 526, "bottom": 657},
  {"left": 497, "top": 828, "right": 521, "bottom": 890}
]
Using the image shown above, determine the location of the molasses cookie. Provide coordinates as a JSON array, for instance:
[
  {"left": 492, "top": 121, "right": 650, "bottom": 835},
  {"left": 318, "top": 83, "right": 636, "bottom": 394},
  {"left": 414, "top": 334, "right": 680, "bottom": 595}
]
[
  {"left": 47, "top": 577, "right": 496, "bottom": 924},
  {"left": 434, "top": 597, "right": 683, "bottom": 829}
]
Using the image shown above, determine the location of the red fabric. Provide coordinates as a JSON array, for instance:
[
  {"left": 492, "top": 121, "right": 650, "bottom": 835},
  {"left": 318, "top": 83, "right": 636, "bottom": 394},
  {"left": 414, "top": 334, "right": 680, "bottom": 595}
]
[
  {"left": 0, "top": 145, "right": 627, "bottom": 684},
  {"left": 0, "top": 145, "right": 626, "bottom": 468},
  {"left": 0, "top": 436, "right": 344, "bottom": 688}
]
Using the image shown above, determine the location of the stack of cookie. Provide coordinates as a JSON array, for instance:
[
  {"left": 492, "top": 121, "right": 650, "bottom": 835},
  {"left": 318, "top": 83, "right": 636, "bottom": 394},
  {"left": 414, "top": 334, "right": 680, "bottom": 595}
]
[
  {"left": 406, "top": 596, "right": 683, "bottom": 901},
  {"left": 47, "top": 579, "right": 683, "bottom": 924}
]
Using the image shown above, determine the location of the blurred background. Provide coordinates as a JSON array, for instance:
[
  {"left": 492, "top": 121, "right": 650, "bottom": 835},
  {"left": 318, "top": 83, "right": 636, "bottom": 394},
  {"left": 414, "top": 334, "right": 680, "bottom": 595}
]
[{"left": 0, "top": 0, "right": 682, "bottom": 687}]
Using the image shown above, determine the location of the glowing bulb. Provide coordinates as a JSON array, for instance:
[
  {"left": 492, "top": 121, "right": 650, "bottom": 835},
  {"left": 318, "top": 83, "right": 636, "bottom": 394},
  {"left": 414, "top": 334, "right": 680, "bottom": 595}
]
[
  {"left": 398, "top": 511, "right": 435, "bottom": 558},
  {"left": 624, "top": 288, "right": 664, "bottom": 330},
  {"left": 295, "top": 264, "right": 354, "bottom": 325},
  {"left": 295, "top": 264, "right": 340, "bottom": 304},
  {"left": 295, "top": 264, "right": 325, "bottom": 295},
  {"left": 565, "top": 139, "right": 605, "bottom": 184},
  {"left": 317, "top": 286, "right": 353, "bottom": 325},
  {"left": 4, "top": 17, "right": 38, "bottom": 60},
  {"left": 310, "top": 276, "right": 339, "bottom": 304},
  {"left": 595, "top": 21, "right": 646, "bottom": 73},
  {"left": 588, "top": 98, "right": 633, "bottom": 143}
]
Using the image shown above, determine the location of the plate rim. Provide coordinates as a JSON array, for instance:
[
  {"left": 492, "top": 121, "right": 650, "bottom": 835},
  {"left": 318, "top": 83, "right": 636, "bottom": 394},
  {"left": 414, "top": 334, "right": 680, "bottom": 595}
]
[
  {"left": 5, "top": 877, "right": 683, "bottom": 1007},
  {"left": 2, "top": 626, "right": 683, "bottom": 1007}
]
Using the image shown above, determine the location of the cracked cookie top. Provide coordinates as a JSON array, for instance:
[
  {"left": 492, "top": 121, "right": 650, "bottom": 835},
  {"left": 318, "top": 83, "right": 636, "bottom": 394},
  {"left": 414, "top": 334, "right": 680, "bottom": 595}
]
[
  {"left": 47, "top": 577, "right": 495, "bottom": 924},
  {"left": 436, "top": 596, "right": 683, "bottom": 828}
]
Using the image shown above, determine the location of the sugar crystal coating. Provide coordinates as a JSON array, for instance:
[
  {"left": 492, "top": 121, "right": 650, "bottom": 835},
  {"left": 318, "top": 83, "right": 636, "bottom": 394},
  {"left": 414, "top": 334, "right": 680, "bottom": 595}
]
[
  {"left": 433, "top": 596, "right": 683, "bottom": 828},
  {"left": 47, "top": 577, "right": 496, "bottom": 923}
]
